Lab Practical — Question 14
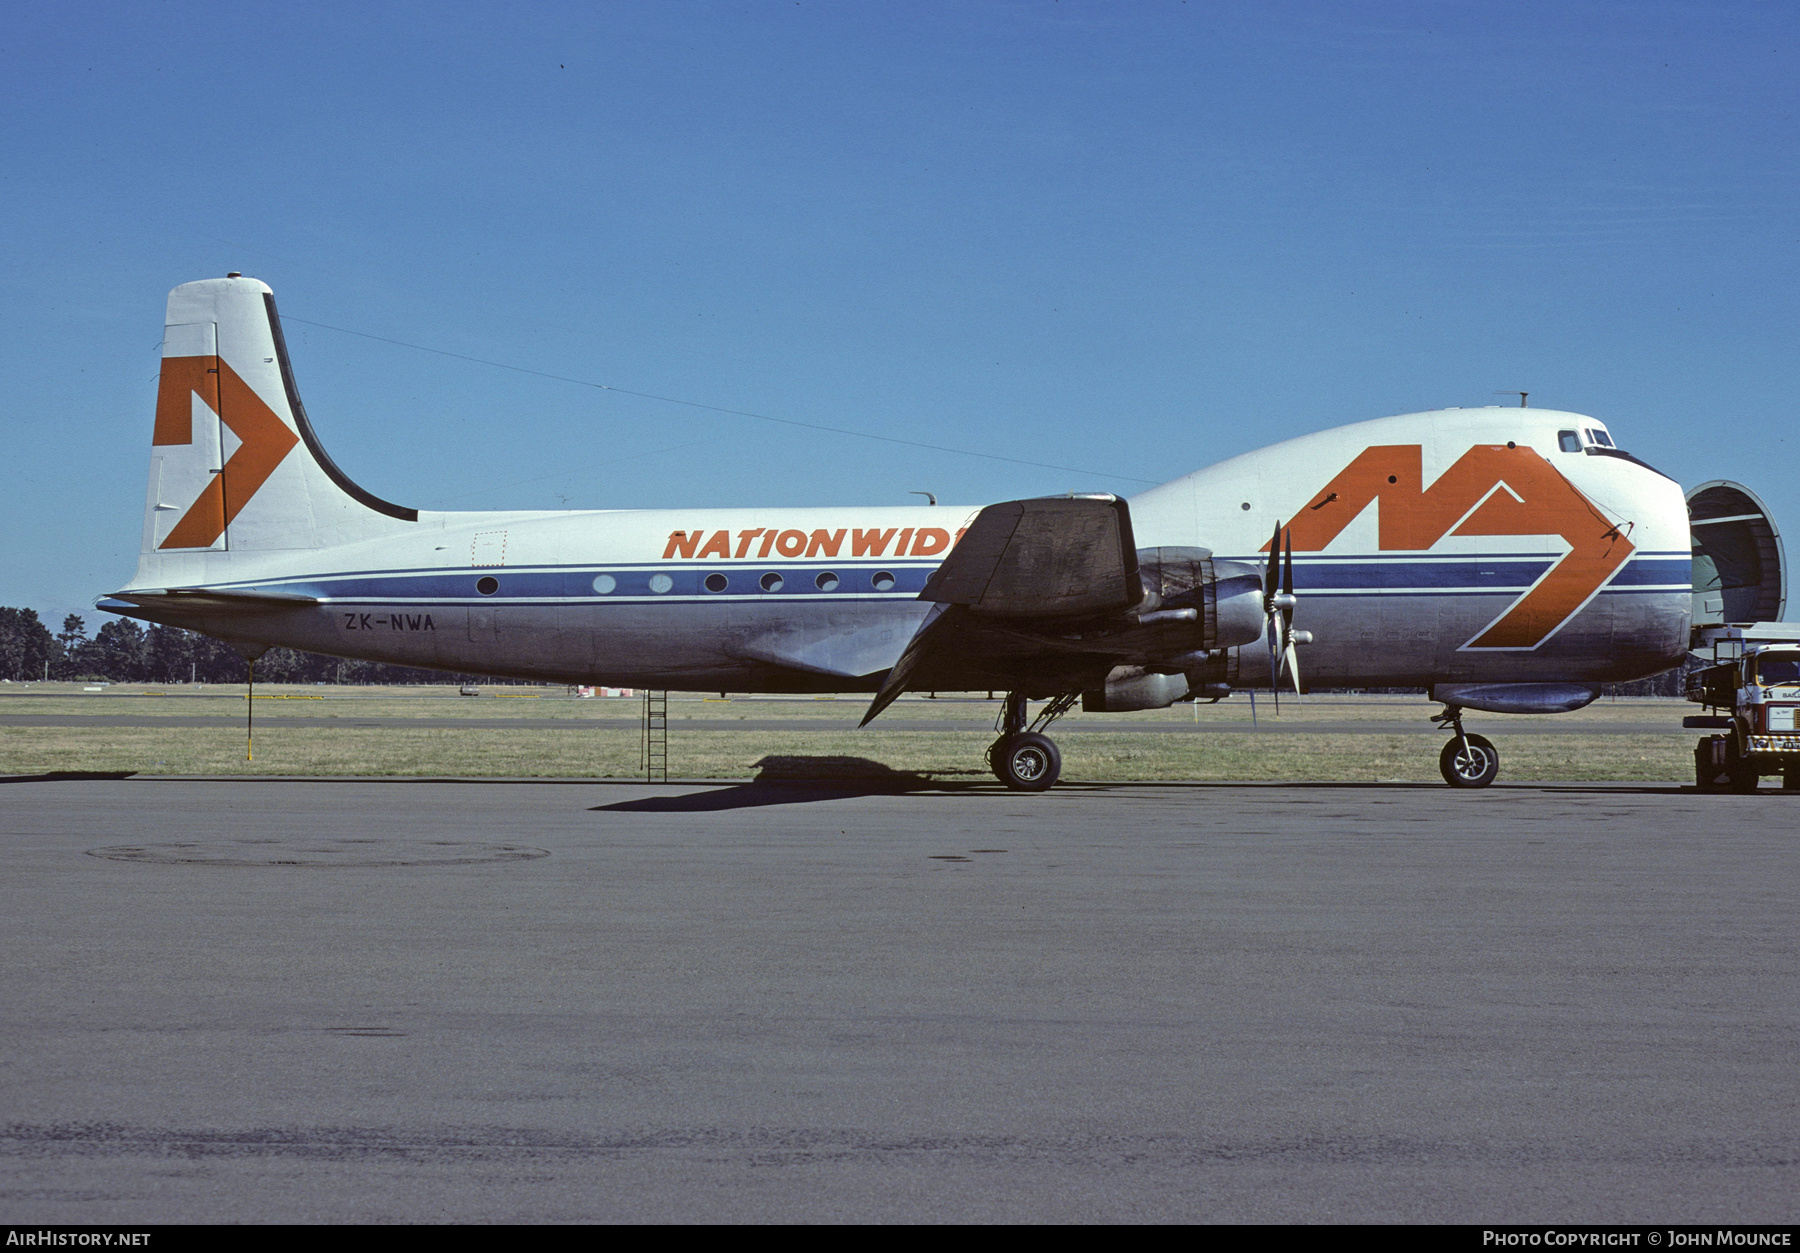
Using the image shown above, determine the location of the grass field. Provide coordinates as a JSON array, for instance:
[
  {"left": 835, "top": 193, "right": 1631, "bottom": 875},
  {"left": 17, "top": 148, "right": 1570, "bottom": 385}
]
[{"left": 0, "top": 683, "right": 1699, "bottom": 782}]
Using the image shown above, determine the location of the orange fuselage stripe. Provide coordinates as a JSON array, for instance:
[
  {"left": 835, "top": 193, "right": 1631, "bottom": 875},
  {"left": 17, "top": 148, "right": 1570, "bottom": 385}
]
[{"left": 1276, "top": 444, "right": 1634, "bottom": 649}]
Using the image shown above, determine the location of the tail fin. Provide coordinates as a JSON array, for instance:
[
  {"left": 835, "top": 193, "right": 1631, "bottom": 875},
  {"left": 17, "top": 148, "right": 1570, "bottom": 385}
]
[{"left": 138, "top": 276, "right": 415, "bottom": 576}]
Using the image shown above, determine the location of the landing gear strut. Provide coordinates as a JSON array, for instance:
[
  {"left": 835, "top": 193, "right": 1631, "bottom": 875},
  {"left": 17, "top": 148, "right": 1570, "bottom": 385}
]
[
  {"left": 989, "top": 691, "right": 1077, "bottom": 791},
  {"left": 1434, "top": 704, "right": 1499, "bottom": 788}
]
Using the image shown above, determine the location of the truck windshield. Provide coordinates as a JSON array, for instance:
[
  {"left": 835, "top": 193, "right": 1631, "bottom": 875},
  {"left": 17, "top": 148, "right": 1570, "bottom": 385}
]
[{"left": 1756, "top": 655, "right": 1800, "bottom": 685}]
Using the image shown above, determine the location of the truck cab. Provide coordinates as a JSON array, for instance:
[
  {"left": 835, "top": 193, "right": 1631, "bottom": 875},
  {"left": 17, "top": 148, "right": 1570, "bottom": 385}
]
[{"left": 1687, "top": 632, "right": 1800, "bottom": 790}]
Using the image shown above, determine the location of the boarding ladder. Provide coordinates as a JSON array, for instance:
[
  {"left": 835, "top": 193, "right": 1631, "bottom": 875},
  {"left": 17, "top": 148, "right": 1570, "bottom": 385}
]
[{"left": 640, "top": 690, "right": 668, "bottom": 782}]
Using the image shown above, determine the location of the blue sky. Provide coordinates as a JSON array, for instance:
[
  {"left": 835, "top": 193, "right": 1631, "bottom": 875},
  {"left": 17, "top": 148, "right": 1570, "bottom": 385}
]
[{"left": 3, "top": 1, "right": 1795, "bottom": 626}]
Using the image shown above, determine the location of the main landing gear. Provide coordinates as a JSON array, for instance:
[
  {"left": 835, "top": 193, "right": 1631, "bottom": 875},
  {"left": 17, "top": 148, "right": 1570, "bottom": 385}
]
[
  {"left": 1434, "top": 704, "right": 1499, "bottom": 788},
  {"left": 989, "top": 691, "right": 1079, "bottom": 791}
]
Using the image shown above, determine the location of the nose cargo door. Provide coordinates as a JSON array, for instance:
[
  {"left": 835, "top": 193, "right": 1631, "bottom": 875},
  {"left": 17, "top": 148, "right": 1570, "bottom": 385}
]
[{"left": 1688, "top": 480, "right": 1785, "bottom": 626}]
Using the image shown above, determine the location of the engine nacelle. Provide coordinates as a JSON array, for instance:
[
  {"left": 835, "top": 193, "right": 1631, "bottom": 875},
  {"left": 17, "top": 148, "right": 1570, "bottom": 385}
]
[
  {"left": 1083, "top": 667, "right": 1192, "bottom": 713},
  {"left": 1135, "top": 548, "right": 1266, "bottom": 650}
]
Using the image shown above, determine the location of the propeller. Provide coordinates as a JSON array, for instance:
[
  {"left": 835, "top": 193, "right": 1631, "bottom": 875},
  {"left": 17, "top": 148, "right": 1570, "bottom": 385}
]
[{"left": 1263, "top": 522, "right": 1302, "bottom": 708}]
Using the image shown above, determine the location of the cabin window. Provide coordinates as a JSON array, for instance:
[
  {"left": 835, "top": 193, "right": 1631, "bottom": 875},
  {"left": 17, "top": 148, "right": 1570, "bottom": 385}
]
[
  {"left": 815, "top": 572, "right": 840, "bottom": 591},
  {"left": 760, "top": 572, "right": 784, "bottom": 593},
  {"left": 704, "top": 573, "right": 728, "bottom": 593},
  {"left": 1558, "top": 431, "right": 1581, "bottom": 453},
  {"left": 871, "top": 571, "right": 896, "bottom": 591},
  {"left": 592, "top": 574, "right": 615, "bottom": 594},
  {"left": 476, "top": 576, "right": 499, "bottom": 596},
  {"left": 648, "top": 574, "right": 673, "bottom": 594}
]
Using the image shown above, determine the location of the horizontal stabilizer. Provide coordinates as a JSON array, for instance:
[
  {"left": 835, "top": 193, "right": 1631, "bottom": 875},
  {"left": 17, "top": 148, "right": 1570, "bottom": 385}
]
[
  {"left": 919, "top": 496, "right": 1141, "bottom": 618},
  {"left": 101, "top": 587, "right": 320, "bottom": 617}
]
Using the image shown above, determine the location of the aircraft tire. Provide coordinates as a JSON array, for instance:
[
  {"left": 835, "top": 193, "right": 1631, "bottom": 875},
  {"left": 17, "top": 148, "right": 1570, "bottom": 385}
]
[
  {"left": 991, "top": 732, "right": 1061, "bottom": 792},
  {"left": 1439, "top": 734, "right": 1499, "bottom": 789}
]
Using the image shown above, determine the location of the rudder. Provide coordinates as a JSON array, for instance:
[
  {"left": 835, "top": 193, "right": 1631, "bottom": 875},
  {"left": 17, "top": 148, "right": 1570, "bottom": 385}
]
[{"left": 139, "top": 275, "right": 416, "bottom": 571}]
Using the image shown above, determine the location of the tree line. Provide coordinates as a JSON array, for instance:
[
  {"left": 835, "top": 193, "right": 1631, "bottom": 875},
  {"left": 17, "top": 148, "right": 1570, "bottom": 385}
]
[{"left": 0, "top": 608, "right": 514, "bottom": 686}]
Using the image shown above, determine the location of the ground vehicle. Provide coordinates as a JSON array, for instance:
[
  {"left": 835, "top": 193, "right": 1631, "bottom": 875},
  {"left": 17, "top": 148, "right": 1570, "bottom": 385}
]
[{"left": 1686, "top": 624, "right": 1800, "bottom": 790}]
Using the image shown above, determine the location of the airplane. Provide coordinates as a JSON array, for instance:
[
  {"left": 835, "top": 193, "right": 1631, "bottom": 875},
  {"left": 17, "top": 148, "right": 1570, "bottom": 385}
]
[{"left": 99, "top": 275, "right": 1782, "bottom": 790}]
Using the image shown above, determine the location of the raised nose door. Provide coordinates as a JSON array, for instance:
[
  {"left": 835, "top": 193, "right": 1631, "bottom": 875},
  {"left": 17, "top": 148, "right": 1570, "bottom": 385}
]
[{"left": 1688, "top": 481, "right": 1785, "bottom": 625}]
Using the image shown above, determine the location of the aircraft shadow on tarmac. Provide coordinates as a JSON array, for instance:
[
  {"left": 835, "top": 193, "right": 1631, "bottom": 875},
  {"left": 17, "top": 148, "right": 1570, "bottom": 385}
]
[
  {"left": 0, "top": 770, "right": 141, "bottom": 785},
  {"left": 593, "top": 756, "right": 1008, "bottom": 811}
]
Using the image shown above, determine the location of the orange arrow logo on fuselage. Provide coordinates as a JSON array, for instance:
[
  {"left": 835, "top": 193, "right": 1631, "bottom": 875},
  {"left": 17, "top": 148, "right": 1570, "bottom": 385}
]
[
  {"left": 1274, "top": 444, "right": 1633, "bottom": 649},
  {"left": 154, "top": 355, "right": 299, "bottom": 550}
]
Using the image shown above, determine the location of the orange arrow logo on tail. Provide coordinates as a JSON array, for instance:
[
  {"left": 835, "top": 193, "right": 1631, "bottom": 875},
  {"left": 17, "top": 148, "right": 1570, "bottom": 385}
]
[
  {"left": 1274, "top": 444, "right": 1634, "bottom": 649},
  {"left": 155, "top": 356, "right": 300, "bottom": 550}
]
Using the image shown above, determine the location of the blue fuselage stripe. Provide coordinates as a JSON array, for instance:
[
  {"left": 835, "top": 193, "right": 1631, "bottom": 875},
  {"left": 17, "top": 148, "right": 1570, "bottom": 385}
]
[{"left": 234, "top": 553, "right": 1693, "bottom": 603}]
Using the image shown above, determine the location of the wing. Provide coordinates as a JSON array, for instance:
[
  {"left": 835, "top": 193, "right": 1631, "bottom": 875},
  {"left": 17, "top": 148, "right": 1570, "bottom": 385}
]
[
  {"left": 860, "top": 496, "right": 1150, "bottom": 725},
  {"left": 918, "top": 494, "right": 1142, "bottom": 618}
]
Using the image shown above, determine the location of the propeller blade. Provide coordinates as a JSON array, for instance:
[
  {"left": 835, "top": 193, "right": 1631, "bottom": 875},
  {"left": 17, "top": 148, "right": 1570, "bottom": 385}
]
[
  {"left": 1266, "top": 616, "right": 1282, "bottom": 714},
  {"left": 1281, "top": 528, "right": 1294, "bottom": 620},
  {"left": 1263, "top": 519, "right": 1282, "bottom": 605},
  {"left": 1275, "top": 526, "right": 1300, "bottom": 699}
]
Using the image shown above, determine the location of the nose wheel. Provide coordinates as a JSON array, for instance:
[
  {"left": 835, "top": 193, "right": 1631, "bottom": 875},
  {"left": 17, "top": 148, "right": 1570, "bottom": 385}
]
[
  {"left": 988, "top": 691, "right": 1076, "bottom": 791},
  {"left": 1434, "top": 705, "right": 1499, "bottom": 788}
]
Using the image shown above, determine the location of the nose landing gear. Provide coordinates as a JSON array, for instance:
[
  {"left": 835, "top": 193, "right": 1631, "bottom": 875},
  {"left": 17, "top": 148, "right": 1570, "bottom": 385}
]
[
  {"left": 1434, "top": 704, "right": 1499, "bottom": 788},
  {"left": 989, "top": 691, "right": 1078, "bottom": 791}
]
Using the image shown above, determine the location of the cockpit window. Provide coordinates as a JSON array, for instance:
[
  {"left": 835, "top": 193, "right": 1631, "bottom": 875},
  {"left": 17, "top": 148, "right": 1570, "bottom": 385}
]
[
  {"left": 1585, "top": 428, "right": 1614, "bottom": 448},
  {"left": 1558, "top": 431, "right": 1581, "bottom": 453},
  {"left": 1756, "top": 655, "right": 1800, "bottom": 686}
]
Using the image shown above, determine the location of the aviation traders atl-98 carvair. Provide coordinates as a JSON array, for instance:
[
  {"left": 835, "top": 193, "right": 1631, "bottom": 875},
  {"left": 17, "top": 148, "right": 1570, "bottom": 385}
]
[{"left": 102, "top": 276, "right": 1773, "bottom": 790}]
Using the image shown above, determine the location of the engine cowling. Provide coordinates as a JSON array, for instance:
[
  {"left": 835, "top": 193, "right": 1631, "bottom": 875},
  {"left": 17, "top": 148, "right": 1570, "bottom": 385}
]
[
  {"left": 1134, "top": 548, "right": 1266, "bottom": 650},
  {"left": 1080, "top": 549, "right": 1264, "bottom": 711}
]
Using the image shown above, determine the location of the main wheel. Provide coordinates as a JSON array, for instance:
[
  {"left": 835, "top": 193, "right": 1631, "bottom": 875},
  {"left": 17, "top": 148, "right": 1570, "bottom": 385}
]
[
  {"left": 991, "top": 732, "right": 1061, "bottom": 791},
  {"left": 1439, "top": 734, "right": 1499, "bottom": 788}
]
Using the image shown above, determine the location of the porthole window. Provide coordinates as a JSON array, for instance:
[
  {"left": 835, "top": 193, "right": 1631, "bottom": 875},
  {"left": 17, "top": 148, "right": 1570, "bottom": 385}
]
[
  {"left": 704, "top": 572, "right": 729, "bottom": 593},
  {"left": 871, "top": 571, "right": 896, "bottom": 591},
  {"left": 1240, "top": 502, "right": 1251, "bottom": 511},
  {"left": 1558, "top": 431, "right": 1581, "bottom": 453},
  {"left": 592, "top": 574, "right": 616, "bottom": 594},
  {"left": 476, "top": 576, "right": 499, "bottom": 596},
  {"left": 815, "top": 571, "right": 839, "bottom": 591},
  {"left": 648, "top": 573, "right": 674, "bottom": 594},
  {"left": 760, "top": 572, "right": 784, "bottom": 593}
]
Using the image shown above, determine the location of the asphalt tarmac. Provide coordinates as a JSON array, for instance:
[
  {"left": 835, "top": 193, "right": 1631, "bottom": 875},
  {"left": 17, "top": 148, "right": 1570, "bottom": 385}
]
[{"left": 1, "top": 777, "right": 1794, "bottom": 1223}]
